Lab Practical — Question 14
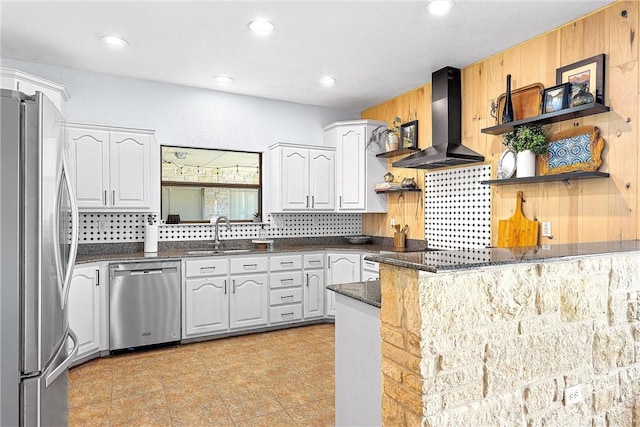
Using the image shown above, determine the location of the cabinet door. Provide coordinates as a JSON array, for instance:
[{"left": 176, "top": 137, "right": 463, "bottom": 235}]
[
  {"left": 68, "top": 265, "right": 101, "bottom": 361},
  {"left": 309, "top": 149, "right": 335, "bottom": 210},
  {"left": 68, "top": 128, "right": 110, "bottom": 209},
  {"left": 184, "top": 277, "right": 229, "bottom": 337},
  {"left": 109, "top": 131, "right": 150, "bottom": 209},
  {"left": 304, "top": 269, "right": 325, "bottom": 319},
  {"left": 326, "top": 253, "right": 361, "bottom": 317},
  {"left": 230, "top": 274, "right": 268, "bottom": 329},
  {"left": 327, "top": 253, "right": 362, "bottom": 284},
  {"left": 280, "top": 147, "right": 310, "bottom": 210},
  {"left": 336, "top": 125, "right": 366, "bottom": 211}
]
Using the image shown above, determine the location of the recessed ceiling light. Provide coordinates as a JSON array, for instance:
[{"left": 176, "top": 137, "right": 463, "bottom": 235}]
[
  {"left": 319, "top": 76, "right": 336, "bottom": 87},
  {"left": 249, "top": 20, "right": 275, "bottom": 35},
  {"left": 425, "top": 0, "right": 454, "bottom": 16},
  {"left": 213, "top": 75, "right": 234, "bottom": 84},
  {"left": 100, "top": 35, "right": 129, "bottom": 48}
]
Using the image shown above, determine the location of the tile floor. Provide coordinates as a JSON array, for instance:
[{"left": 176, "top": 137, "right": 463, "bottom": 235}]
[{"left": 68, "top": 324, "right": 335, "bottom": 426}]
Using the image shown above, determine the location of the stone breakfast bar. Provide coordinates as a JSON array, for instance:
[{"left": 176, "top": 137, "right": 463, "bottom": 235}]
[{"left": 333, "top": 241, "right": 640, "bottom": 426}]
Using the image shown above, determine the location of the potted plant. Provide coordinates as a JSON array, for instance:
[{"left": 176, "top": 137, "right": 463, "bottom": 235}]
[
  {"left": 367, "top": 117, "right": 402, "bottom": 152},
  {"left": 252, "top": 212, "right": 261, "bottom": 223},
  {"left": 503, "top": 124, "right": 547, "bottom": 178}
]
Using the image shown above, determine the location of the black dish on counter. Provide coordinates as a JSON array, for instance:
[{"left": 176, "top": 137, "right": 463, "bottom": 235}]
[{"left": 344, "top": 236, "right": 371, "bottom": 245}]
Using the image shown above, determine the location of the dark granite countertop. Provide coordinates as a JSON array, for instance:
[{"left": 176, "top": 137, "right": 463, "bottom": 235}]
[
  {"left": 75, "top": 239, "right": 423, "bottom": 265},
  {"left": 365, "top": 240, "right": 640, "bottom": 273},
  {"left": 327, "top": 281, "right": 381, "bottom": 308}
]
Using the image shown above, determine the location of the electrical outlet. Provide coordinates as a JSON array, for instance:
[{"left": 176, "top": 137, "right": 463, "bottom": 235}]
[
  {"left": 390, "top": 218, "right": 396, "bottom": 228},
  {"left": 564, "top": 384, "right": 583, "bottom": 406},
  {"left": 98, "top": 219, "right": 108, "bottom": 232},
  {"left": 542, "top": 221, "right": 552, "bottom": 237}
]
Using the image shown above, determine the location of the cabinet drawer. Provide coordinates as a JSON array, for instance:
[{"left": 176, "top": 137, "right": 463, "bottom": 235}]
[
  {"left": 270, "top": 271, "right": 303, "bottom": 289},
  {"left": 230, "top": 256, "right": 268, "bottom": 274},
  {"left": 270, "top": 304, "right": 303, "bottom": 324},
  {"left": 270, "top": 288, "right": 303, "bottom": 306},
  {"left": 185, "top": 258, "right": 229, "bottom": 278},
  {"left": 303, "top": 253, "right": 325, "bottom": 269},
  {"left": 269, "top": 255, "right": 302, "bottom": 271}
]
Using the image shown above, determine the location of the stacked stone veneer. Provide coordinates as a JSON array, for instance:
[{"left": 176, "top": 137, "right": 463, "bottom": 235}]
[
  {"left": 379, "top": 253, "right": 640, "bottom": 426},
  {"left": 380, "top": 265, "right": 424, "bottom": 425}
]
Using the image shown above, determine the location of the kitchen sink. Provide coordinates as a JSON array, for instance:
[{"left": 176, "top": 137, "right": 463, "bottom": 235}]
[
  {"left": 222, "top": 249, "right": 251, "bottom": 253},
  {"left": 186, "top": 250, "right": 218, "bottom": 255}
]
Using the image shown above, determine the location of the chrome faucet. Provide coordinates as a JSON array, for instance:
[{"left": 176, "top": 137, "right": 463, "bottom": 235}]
[{"left": 213, "top": 216, "right": 231, "bottom": 250}]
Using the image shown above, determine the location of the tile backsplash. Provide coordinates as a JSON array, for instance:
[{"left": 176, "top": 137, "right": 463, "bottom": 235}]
[{"left": 78, "top": 212, "right": 363, "bottom": 243}]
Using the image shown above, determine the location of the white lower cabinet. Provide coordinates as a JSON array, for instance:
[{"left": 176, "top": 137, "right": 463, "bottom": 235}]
[
  {"left": 303, "top": 253, "right": 325, "bottom": 320},
  {"left": 183, "top": 257, "right": 230, "bottom": 339},
  {"left": 184, "top": 276, "right": 229, "bottom": 336},
  {"left": 230, "top": 273, "right": 269, "bottom": 329},
  {"left": 68, "top": 263, "right": 106, "bottom": 362},
  {"left": 326, "top": 252, "right": 362, "bottom": 317},
  {"left": 269, "top": 255, "right": 304, "bottom": 324}
]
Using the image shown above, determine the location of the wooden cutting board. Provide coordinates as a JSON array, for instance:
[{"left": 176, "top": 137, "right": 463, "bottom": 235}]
[{"left": 497, "top": 191, "right": 539, "bottom": 247}]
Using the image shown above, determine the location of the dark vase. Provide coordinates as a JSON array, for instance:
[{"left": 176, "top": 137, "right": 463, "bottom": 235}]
[
  {"left": 502, "top": 74, "right": 514, "bottom": 123},
  {"left": 571, "top": 83, "right": 595, "bottom": 107}
]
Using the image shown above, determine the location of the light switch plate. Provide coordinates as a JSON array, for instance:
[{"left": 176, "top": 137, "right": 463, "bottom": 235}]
[{"left": 542, "top": 221, "right": 552, "bottom": 237}]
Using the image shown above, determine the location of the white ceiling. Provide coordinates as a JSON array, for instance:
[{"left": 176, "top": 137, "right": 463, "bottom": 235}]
[{"left": 0, "top": 0, "right": 613, "bottom": 111}]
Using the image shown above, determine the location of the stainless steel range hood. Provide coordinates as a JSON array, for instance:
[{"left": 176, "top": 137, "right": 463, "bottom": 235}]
[{"left": 392, "top": 66, "right": 484, "bottom": 169}]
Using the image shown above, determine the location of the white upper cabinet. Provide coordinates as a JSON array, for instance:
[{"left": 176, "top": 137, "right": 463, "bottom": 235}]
[
  {"left": 67, "top": 122, "right": 153, "bottom": 211},
  {"left": 269, "top": 142, "right": 335, "bottom": 212},
  {"left": 1, "top": 68, "right": 69, "bottom": 117},
  {"left": 323, "top": 120, "right": 388, "bottom": 213},
  {"left": 309, "top": 148, "right": 335, "bottom": 210}
]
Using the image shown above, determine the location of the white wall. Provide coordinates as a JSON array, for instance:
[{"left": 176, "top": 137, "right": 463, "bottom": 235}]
[{"left": 1, "top": 58, "right": 359, "bottom": 212}]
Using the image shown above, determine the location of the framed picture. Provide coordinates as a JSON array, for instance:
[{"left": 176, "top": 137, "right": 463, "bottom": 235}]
[
  {"left": 542, "top": 83, "right": 570, "bottom": 113},
  {"left": 400, "top": 120, "right": 418, "bottom": 148},
  {"left": 556, "top": 53, "right": 605, "bottom": 104}
]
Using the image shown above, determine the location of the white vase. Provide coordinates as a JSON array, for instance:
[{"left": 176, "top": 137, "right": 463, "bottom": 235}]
[
  {"left": 516, "top": 150, "right": 536, "bottom": 178},
  {"left": 386, "top": 133, "right": 399, "bottom": 151}
]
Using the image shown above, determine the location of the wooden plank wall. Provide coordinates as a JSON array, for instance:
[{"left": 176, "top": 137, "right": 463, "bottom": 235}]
[{"left": 362, "top": 1, "right": 638, "bottom": 245}]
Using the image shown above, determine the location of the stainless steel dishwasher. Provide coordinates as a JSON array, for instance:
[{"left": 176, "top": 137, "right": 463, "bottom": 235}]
[{"left": 109, "top": 261, "right": 181, "bottom": 351}]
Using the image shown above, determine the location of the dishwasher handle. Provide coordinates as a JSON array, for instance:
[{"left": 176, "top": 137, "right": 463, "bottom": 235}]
[{"left": 113, "top": 267, "right": 178, "bottom": 277}]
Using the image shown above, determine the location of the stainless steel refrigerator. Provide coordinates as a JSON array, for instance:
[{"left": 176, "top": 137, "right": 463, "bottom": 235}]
[{"left": 1, "top": 89, "right": 80, "bottom": 426}]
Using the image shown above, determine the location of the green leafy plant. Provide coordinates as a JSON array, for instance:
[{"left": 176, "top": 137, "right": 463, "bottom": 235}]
[
  {"left": 367, "top": 116, "right": 402, "bottom": 149},
  {"left": 503, "top": 124, "right": 548, "bottom": 155}
]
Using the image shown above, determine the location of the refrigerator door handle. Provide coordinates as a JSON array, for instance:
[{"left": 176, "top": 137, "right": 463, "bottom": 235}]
[
  {"left": 61, "top": 155, "right": 79, "bottom": 309},
  {"left": 45, "top": 328, "right": 78, "bottom": 388}
]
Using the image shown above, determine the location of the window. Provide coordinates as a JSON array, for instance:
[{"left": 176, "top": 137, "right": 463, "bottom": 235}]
[{"left": 161, "top": 146, "right": 262, "bottom": 223}]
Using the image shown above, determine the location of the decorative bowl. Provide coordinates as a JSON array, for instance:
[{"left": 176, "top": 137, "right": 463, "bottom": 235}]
[{"left": 344, "top": 235, "right": 371, "bottom": 245}]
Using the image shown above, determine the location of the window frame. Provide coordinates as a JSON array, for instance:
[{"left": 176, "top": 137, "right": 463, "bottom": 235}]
[{"left": 160, "top": 146, "right": 263, "bottom": 223}]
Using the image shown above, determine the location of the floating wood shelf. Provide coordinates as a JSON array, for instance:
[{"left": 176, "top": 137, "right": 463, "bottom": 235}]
[
  {"left": 375, "top": 147, "right": 420, "bottom": 158},
  {"left": 375, "top": 187, "right": 421, "bottom": 193},
  {"left": 481, "top": 103, "right": 610, "bottom": 135},
  {"left": 480, "top": 171, "right": 610, "bottom": 185}
]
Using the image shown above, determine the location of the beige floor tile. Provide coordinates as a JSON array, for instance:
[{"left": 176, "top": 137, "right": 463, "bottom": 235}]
[
  {"left": 111, "top": 372, "right": 165, "bottom": 399},
  {"left": 109, "top": 390, "right": 169, "bottom": 425},
  {"left": 68, "top": 324, "right": 335, "bottom": 427},
  {"left": 68, "top": 379, "right": 112, "bottom": 408},
  {"left": 287, "top": 397, "right": 336, "bottom": 426},
  {"left": 68, "top": 401, "right": 110, "bottom": 427},
  {"left": 168, "top": 397, "right": 234, "bottom": 426},
  {"left": 236, "top": 409, "right": 298, "bottom": 427},
  {"left": 226, "top": 394, "right": 285, "bottom": 422}
]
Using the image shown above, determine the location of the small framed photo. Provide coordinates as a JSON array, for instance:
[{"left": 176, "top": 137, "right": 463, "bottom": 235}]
[
  {"left": 556, "top": 53, "right": 605, "bottom": 104},
  {"left": 543, "top": 83, "right": 570, "bottom": 114},
  {"left": 400, "top": 120, "right": 418, "bottom": 148}
]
